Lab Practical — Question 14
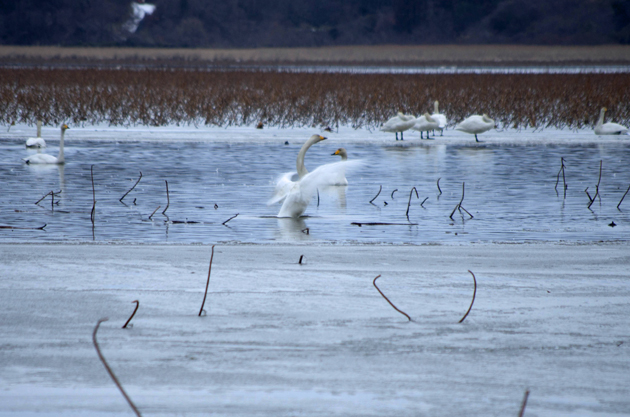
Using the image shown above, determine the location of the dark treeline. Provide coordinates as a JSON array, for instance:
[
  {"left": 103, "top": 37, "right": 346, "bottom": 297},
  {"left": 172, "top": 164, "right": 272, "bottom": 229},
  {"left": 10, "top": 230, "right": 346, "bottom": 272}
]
[{"left": 1, "top": 0, "right": 629, "bottom": 48}]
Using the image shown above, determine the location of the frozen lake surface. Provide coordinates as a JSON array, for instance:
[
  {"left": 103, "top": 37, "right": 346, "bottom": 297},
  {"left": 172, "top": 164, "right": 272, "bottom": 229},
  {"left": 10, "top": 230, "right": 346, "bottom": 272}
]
[{"left": 1, "top": 124, "right": 629, "bottom": 244}]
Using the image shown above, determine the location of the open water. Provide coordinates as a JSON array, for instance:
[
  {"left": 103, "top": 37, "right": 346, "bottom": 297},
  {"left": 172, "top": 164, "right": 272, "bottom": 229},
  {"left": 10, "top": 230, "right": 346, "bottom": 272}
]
[{"left": 1, "top": 124, "right": 629, "bottom": 244}]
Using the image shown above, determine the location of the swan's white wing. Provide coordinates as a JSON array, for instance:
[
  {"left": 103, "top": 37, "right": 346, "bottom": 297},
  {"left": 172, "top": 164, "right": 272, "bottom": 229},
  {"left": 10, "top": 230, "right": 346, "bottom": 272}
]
[
  {"left": 268, "top": 171, "right": 300, "bottom": 205},
  {"left": 277, "top": 160, "right": 364, "bottom": 218},
  {"left": 433, "top": 114, "right": 447, "bottom": 129}
]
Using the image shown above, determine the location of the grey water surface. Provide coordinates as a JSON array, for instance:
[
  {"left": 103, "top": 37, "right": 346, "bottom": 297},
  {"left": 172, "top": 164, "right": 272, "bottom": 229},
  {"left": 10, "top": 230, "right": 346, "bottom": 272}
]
[{"left": 1, "top": 133, "right": 629, "bottom": 244}]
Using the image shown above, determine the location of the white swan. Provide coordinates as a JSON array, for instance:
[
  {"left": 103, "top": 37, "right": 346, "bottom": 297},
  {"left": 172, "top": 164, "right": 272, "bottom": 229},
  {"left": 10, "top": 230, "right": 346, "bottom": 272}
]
[
  {"left": 412, "top": 113, "right": 440, "bottom": 139},
  {"left": 269, "top": 134, "right": 327, "bottom": 205},
  {"left": 432, "top": 101, "right": 448, "bottom": 136},
  {"left": 455, "top": 114, "right": 495, "bottom": 142},
  {"left": 25, "top": 121, "right": 46, "bottom": 148},
  {"left": 277, "top": 159, "right": 360, "bottom": 218},
  {"left": 23, "top": 124, "right": 68, "bottom": 164},
  {"left": 594, "top": 108, "right": 628, "bottom": 135},
  {"left": 380, "top": 112, "right": 416, "bottom": 140},
  {"left": 330, "top": 148, "right": 349, "bottom": 186}
]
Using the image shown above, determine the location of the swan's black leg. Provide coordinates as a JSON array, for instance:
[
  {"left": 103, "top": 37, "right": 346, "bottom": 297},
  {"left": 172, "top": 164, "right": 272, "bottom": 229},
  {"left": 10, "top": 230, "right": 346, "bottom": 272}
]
[
  {"left": 475, "top": 134, "right": 480, "bottom": 142},
  {"left": 395, "top": 132, "right": 399, "bottom": 140},
  {"left": 401, "top": 131, "right": 404, "bottom": 140}
]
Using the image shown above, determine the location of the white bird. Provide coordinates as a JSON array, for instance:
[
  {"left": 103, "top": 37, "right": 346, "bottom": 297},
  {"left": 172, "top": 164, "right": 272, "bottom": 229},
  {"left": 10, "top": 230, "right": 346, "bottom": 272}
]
[
  {"left": 455, "top": 114, "right": 495, "bottom": 142},
  {"left": 412, "top": 113, "right": 440, "bottom": 139},
  {"left": 25, "top": 121, "right": 46, "bottom": 148},
  {"left": 23, "top": 124, "right": 69, "bottom": 164},
  {"left": 594, "top": 107, "right": 628, "bottom": 135},
  {"left": 432, "top": 101, "right": 448, "bottom": 136},
  {"left": 380, "top": 112, "right": 416, "bottom": 141},
  {"left": 277, "top": 159, "right": 360, "bottom": 218},
  {"left": 269, "top": 134, "right": 327, "bottom": 206},
  {"left": 330, "top": 148, "right": 349, "bottom": 186}
]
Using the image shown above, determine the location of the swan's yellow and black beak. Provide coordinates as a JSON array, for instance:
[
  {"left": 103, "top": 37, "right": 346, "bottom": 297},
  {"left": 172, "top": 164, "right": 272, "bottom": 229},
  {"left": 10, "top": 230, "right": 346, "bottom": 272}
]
[
  {"left": 603, "top": 107, "right": 608, "bottom": 112},
  {"left": 331, "top": 149, "right": 340, "bottom": 156},
  {"left": 62, "top": 124, "right": 69, "bottom": 129},
  {"left": 320, "top": 135, "right": 327, "bottom": 141}
]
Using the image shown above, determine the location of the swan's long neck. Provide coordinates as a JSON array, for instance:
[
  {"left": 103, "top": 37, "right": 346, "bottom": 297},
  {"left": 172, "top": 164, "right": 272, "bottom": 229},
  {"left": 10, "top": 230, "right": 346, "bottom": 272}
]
[
  {"left": 36, "top": 121, "right": 42, "bottom": 138},
  {"left": 296, "top": 136, "right": 320, "bottom": 178},
  {"left": 57, "top": 128, "right": 65, "bottom": 164},
  {"left": 434, "top": 101, "right": 439, "bottom": 114},
  {"left": 596, "top": 109, "right": 606, "bottom": 127}
]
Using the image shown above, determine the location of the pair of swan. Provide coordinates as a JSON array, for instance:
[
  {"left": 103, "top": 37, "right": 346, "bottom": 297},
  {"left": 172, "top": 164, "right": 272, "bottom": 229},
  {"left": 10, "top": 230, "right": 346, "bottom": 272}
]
[
  {"left": 380, "top": 112, "right": 416, "bottom": 140},
  {"left": 455, "top": 114, "right": 495, "bottom": 142},
  {"left": 594, "top": 108, "right": 628, "bottom": 135},
  {"left": 23, "top": 124, "right": 69, "bottom": 164},
  {"left": 25, "top": 121, "right": 46, "bottom": 148},
  {"left": 269, "top": 135, "right": 355, "bottom": 218},
  {"left": 413, "top": 101, "right": 448, "bottom": 139}
]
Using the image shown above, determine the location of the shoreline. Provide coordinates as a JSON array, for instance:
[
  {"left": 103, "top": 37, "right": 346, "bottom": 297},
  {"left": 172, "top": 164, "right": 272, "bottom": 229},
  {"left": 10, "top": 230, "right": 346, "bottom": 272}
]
[{"left": 2, "top": 44, "right": 630, "bottom": 68}]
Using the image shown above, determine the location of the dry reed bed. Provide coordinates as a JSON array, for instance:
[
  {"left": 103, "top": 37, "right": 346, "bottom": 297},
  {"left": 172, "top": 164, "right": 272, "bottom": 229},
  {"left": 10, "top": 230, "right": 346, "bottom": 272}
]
[{"left": 1, "top": 68, "right": 629, "bottom": 130}]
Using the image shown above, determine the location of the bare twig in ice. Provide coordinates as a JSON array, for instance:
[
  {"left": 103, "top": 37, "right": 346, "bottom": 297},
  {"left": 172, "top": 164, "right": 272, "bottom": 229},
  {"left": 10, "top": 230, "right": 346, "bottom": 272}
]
[
  {"left": 299, "top": 255, "right": 304, "bottom": 264},
  {"left": 373, "top": 275, "right": 411, "bottom": 322},
  {"left": 0, "top": 223, "right": 47, "bottom": 230},
  {"left": 148, "top": 206, "right": 160, "bottom": 220},
  {"left": 120, "top": 171, "right": 142, "bottom": 203},
  {"left": 618, "top": 184, "right": 630, "bottom": 210},
  {"left": 555, "top": 157, "right": 567, "bottom": 198},
  {"left": 518, "top": 389, "right": 530, "bottom": 417},
  {"left": 391, "top": 189, "right": 398, "bottom": 199},
  {"left": 458, "top": 270, "right": 477, "bottom": 323},
  {"left": 301, "top": 227, "right": 310, "bottom": 234},
  {"left": 222, "top": 213, "right": 238, "bottom": 225},
  {"left": 162, "top": 180, "right": 170, "bottom": 215},
  {"left": 587, "top": 160, "right": 602, "bottom": 209},
  {"left": 420, "top": 197, "right": 428, "bottom": 208},
  {"left": 450, "top": 182, "right": 473, "bottom": 220},
  {"left": 437, "top": 177, "right": 443, "bottom": 195},
  {"left": 35, "top": 191, "right": 52, "bottom": 205},
  {"left": 90, "top": 165, "right": 96, "bottom": 224},
  {"left": 122, "top": 300, "right": 139, "bottom": 329},
  {"left": 369, "top": 185, "right": 382, "bottom": 205},
  {"left": 406, "top": 187, "right": 419, "bottom": 220},
  {"left": 92, "top": 318, "right": 142, "bottom": 417},
  {"left": 198, "top": 245, "right": 215, "bottom": 316}
]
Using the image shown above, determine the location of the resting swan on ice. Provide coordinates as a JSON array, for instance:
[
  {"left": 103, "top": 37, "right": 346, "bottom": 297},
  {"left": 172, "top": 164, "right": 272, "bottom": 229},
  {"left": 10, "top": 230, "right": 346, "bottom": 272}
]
[
  {"left": 455, "top": 114, "right": 495, "bottom": 142},
  {"left": 380, "top": 112, "right": 416, "bottom": 141},
  {"left": 25, "top": 121, "right": 46, "bottom": 148},
  {"left": 594, "top": 108, "right": 628, "bottom": 135}
]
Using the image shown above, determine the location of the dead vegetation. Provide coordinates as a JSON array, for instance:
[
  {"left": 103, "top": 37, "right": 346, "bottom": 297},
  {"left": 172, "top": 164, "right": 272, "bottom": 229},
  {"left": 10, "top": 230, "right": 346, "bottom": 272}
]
[{"left": 1, "top": 68, "right": 628, "bottom": 130}]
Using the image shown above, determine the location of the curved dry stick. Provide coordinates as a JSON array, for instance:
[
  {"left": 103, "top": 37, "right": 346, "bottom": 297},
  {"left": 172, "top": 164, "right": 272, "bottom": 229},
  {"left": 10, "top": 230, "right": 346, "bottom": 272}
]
[
  {"left": 373, "top": 275, "right": 411, "bottom": 322},
  {"left": 198, "top": 245, "right": 215, "bottom": 316},
  {"left": 406, "top": 187, "right": 419, "bottom": 220},
  {"left": 437, "top": 177, "right": 442, "bottom": 195},
  {"left": 162, "top": 180, "right": 170, "bottom": 215},
  {"left": 587, "top": 160, "right": 602, "bottom": 209},
  {"left": 122, "top": 300, "right": 139, "bottom": 329},
  {"left": 420, "top": 197, "right": 428, "bottom": 208},
  {"left": 222, "top": 213, "right": 239, "bottom": 225},
  {"left": 120, "top": 171, "right": 142, "bottom": 202},
  {"left": 618, "top": 184, "right": 630, "bottom": 210},
  {"left": 391, "top": 189, "right": 398, "bottom": 199},
  {"left": 518, "top": 389, "right": 530, "bottom": 417},
  {"left": 458, "top": 270, "right": 477, "bottom": 323},
  {"left": 369, "top": 185, "right": 382, "bottom": 204},
  {"left": 92, "top": 318, "right": 142, "bottom": 417}
]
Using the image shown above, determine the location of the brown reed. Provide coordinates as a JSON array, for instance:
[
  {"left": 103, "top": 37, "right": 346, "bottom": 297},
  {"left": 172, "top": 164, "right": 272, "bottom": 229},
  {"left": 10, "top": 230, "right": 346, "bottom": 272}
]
[{"left": 1, "top": 68, "right": 628, "bottom": 130}]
